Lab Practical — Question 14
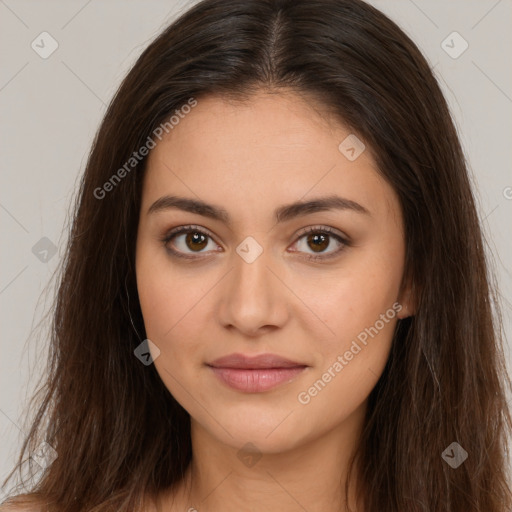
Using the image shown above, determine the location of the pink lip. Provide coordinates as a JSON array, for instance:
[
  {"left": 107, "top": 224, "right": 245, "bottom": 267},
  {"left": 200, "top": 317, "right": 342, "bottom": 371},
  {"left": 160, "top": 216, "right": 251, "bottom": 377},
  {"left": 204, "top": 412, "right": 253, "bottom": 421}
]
[{"left": 207, "top": 353, "right": 308, "bottom": 392}]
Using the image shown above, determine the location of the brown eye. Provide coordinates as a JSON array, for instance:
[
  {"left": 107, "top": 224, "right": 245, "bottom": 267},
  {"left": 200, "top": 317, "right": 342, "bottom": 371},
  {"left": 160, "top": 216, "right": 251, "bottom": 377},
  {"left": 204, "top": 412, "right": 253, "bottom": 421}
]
[
  {"left": 306, "top": 232, "right": 330, "bottom": 253},
  {"left": 162, "top": 225, "right": 219, "bottom": 258},
  {"left": 162, "top": 224, "right": 348, "bottom": 261},
  {"left": 291, "top": 226, "right": 349, "bottom": 261},
  {"left": 183, "top": 231, "right": 208, "bottom": 251}
]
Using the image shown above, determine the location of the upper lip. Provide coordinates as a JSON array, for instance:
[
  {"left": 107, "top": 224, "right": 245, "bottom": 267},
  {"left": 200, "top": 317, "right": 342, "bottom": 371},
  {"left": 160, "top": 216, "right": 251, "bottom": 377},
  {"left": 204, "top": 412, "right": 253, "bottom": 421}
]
[{"left": 207, "top": 353, "right": 307, "bottom": 369}]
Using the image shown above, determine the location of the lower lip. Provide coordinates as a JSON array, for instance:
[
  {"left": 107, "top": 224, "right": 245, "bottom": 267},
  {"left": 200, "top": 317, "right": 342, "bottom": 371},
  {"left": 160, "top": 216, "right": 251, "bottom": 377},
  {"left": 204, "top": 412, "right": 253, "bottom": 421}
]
[{"left": 209, "top": 366, "right": 307, "bottom": 392}]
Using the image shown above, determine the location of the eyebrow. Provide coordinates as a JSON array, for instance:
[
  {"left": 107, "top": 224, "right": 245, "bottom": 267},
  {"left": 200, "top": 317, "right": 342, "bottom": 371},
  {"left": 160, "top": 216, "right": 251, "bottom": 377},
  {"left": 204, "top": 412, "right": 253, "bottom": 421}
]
[{"left": 147, "top": 194, "right": 371, "bottom": 225}]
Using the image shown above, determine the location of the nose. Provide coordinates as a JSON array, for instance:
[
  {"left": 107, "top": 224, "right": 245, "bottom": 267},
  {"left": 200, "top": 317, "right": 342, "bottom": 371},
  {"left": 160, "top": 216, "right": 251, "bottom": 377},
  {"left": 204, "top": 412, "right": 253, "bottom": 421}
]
[{"left": 216, "top": 239, "right": 290, "bottom": 338}]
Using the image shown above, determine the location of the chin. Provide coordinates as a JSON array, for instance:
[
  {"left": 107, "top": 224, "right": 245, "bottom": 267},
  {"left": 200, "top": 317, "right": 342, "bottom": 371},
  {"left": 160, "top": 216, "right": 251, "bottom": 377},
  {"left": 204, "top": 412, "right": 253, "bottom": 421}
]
[{"left": 195, "top": 410, "right": 308, "bottom": 454}]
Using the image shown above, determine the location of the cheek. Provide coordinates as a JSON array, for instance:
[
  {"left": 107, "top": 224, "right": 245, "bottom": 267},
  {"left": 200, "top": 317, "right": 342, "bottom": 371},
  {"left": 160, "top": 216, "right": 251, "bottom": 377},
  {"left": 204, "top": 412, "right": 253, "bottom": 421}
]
[
  {"left": 136, "top": 253, "right": 210, "bottom": 406},
  {"left": 295, "top": 241, "right": 403, "bottom": 394},
  {"left": 301, "top": 262, "right": 402, "bottom": 347},
  {"left": 136, "top": 258, "right": 174, "bottom": 340},
  {"left": 294, "top": 270, "right": 400, "bottom": 420},
  {"left": 136, "top": 246, "right": 225, "bottom": 389},
  {"left": 136, "top": 248, "right": 201, "bottom": 351}
]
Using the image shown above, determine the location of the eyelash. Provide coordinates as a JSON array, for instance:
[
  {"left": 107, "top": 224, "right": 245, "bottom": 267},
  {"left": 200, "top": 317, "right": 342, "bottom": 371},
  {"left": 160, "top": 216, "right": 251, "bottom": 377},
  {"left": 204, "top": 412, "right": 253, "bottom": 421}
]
[{"left": 161, "top": 224, "right": 350, "bottom": 262}]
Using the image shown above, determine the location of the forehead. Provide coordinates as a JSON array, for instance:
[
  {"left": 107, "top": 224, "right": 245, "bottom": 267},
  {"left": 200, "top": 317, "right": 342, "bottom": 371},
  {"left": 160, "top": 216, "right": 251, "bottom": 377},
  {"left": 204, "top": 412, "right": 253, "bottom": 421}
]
[
  {"left": 149, "top": 91, "right": 358, "bottom": 166},
  {"left": 142, "top": 91, "right": 399, "bottom": 225}
]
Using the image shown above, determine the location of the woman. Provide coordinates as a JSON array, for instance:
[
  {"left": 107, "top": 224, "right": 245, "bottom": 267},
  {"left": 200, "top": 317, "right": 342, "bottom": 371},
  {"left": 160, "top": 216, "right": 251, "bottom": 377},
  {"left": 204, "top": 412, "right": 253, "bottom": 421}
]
[{"left": 1, "top": 0, "right": 511, "bottom": 511}]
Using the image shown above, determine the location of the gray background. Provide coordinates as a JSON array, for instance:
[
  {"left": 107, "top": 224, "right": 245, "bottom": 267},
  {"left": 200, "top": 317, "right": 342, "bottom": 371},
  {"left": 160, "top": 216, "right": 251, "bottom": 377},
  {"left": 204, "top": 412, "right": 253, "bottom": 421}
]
[{"left": 1, "top": 0, "right": 511, "bottom": 496}]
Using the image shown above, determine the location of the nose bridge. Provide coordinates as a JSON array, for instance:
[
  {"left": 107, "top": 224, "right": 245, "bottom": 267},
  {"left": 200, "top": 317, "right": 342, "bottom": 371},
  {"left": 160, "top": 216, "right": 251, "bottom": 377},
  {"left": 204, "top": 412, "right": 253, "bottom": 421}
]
[
  {"left": 218, "top": 235, "right": 288, "bottom": 334},
  {"left": 234, "top": 241, "right": 272, "bottom": 293}
]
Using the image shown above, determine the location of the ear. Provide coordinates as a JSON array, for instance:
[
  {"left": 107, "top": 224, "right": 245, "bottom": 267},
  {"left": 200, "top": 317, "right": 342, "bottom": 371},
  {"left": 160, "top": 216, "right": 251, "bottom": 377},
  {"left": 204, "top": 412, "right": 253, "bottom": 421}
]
[{"left": 396, "top": 276, "right": 416, "bottom": 319}]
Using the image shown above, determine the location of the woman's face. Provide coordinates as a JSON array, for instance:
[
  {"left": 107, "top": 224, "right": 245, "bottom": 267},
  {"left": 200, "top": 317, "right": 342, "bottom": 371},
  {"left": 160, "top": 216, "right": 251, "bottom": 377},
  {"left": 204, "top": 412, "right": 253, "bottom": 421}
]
[{"left": 136, "top": 91, "right": 410, "bottom": 453}]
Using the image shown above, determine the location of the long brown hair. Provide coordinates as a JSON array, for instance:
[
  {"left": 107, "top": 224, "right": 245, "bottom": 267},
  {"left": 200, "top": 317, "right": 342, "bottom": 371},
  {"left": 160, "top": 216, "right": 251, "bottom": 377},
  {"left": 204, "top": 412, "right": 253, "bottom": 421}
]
[{"left": 2, "top": 0, "right": 511, "bottom": 510}]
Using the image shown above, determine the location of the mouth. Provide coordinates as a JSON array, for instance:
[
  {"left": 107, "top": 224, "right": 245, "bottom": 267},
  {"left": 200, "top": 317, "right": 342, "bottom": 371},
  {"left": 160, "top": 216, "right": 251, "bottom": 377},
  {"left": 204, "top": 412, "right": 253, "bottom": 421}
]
[{"left": 206, "top": 353, "right": 309, "bottom": 393}]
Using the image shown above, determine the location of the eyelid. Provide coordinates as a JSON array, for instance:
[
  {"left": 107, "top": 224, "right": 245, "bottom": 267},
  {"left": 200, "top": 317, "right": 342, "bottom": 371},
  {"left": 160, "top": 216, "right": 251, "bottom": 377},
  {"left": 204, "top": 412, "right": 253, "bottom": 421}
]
[
  {"left": 162, "top": 224, "right": 218, "bottom": 243},
  {"left": 294, "top": 225, "right": 349, "bottom": 242}
]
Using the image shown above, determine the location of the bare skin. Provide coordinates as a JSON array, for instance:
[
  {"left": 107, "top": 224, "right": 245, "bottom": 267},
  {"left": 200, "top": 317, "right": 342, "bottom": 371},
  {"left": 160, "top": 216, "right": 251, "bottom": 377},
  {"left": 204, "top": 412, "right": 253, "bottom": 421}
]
[{"left": 136, "top": 90, "right": 414, "bottom": 512}]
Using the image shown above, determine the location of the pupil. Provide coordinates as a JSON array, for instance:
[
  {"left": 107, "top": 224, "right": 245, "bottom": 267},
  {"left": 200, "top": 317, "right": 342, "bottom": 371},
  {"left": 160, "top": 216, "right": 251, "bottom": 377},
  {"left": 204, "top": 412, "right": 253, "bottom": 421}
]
[
  {"left": 309, "top": 233, "right": 328, "bottom": 252},
  {"left": 186, "top": 232, "right": 207, "bottom": 251}
]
